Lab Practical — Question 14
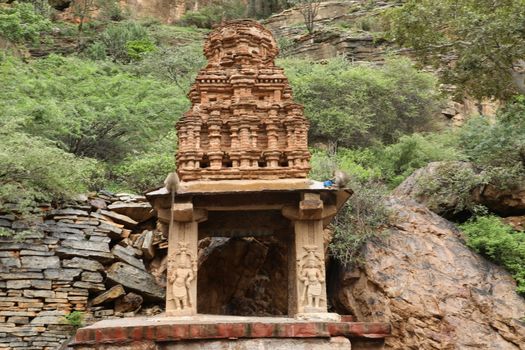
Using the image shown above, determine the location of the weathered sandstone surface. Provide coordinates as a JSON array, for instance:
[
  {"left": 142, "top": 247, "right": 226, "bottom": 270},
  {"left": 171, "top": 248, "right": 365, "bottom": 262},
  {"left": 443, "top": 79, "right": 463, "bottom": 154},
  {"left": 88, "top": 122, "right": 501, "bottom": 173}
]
[
  {"left": 330, "top": 198, "right": 525, "bottom": 349},
  {"left": 393, "top": 161, "right": 525, "bottom": 218}
]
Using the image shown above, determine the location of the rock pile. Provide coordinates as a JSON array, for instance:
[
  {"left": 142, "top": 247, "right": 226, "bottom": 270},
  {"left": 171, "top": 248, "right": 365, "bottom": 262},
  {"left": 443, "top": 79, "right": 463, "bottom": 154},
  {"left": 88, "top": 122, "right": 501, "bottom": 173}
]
[{"left": 0, "top": 192, "right": 166, "bottom": 350}]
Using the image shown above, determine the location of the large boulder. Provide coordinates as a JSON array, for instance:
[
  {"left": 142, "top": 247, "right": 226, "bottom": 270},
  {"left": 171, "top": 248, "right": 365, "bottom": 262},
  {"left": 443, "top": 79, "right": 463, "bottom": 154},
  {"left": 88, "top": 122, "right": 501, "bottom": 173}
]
[
  {"left": 330, "top": 198, "right": 525, "bottom": 349},
  {"left": 393, "top": 161, "right": 525, "bottom": 218}
]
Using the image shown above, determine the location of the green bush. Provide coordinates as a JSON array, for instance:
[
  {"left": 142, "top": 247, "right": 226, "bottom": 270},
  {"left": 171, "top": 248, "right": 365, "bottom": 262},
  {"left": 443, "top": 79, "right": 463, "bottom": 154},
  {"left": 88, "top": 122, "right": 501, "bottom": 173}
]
[
  {"left": 125, "top": 38, "right": 156, "bottom": 60},
  {"left": 91, "top": 21, "right": 154, "bottom": 62},
  {"left": 376, "top": 132, "right": 463, "bottom": 187},
  {"left": 415, "top": 162, "right": 488, "bottom": 215},
  {"left": 0, "top": 2, "right": 51, "bottom": 44},
  {"left": 0, "top": 55, "right": 185, "bottom": 164},
  {"left": 281, "top": 56, "right": 442, "bottom": 148},
  {"left": 330, "top": 179, "right": 390, "bottom": 266},
  {"left": 460, "top": 216, "right": 525, "bottom": 295},
  {"left": 0, "top": 127, "right": 103, "bottom": 212},
  {"left": 64, "top": 311, "right": 85, "bottom": 329},
  {"left": 112, "top": 131, "right": 177, "bottom": 192},
  {"left": 459, "top": 110, "right": 525, "bottom": 169},
  {"left": 179, "top": 1, "right": 245, "bottom": 29},
  {"left": 131, "top": 45, "right": 206, "bottom": 89}
]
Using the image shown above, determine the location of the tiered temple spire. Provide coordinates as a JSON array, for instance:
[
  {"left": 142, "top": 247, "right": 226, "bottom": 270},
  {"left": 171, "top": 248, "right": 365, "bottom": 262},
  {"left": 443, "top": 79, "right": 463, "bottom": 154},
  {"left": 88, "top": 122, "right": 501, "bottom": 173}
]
[{"left": 176, "top": 20, "right": 311, "bottom": 181}]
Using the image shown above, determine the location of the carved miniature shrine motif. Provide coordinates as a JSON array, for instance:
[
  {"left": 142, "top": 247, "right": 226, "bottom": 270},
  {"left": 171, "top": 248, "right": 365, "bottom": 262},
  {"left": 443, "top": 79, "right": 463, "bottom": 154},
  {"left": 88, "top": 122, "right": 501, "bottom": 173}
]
[{"left": 176, "top": 20, "right": 311, "bottom": 181}]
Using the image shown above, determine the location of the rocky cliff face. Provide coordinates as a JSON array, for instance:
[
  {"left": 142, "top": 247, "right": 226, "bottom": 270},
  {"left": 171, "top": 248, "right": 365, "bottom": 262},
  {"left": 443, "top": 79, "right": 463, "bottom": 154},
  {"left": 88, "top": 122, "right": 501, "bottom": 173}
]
[{"left": 330, "top": 198, "right": 525, "bottom": 349}]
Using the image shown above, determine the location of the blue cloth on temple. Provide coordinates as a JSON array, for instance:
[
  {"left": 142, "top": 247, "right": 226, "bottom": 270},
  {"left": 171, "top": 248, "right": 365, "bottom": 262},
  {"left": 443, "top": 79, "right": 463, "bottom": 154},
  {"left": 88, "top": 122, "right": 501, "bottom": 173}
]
[{"left": 323, "top": 180, "right": 334, "bottom": 187}]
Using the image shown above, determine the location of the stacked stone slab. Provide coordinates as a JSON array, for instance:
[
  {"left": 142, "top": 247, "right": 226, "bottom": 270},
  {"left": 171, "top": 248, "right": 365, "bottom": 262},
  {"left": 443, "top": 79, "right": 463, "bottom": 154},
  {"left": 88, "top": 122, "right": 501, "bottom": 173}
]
[
  {"left": 0, "top": 193, "right": 166, "bottom": 349},
  {"left": 176, "top": 20, "right": 311, "bottom": 181}
]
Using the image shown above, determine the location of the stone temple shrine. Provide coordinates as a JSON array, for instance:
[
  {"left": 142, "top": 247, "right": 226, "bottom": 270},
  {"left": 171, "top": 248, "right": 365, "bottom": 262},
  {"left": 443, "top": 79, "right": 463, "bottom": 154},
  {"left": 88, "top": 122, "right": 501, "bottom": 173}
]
[{"left": 71, "top": 20, "right": 390, "bottom": 350}]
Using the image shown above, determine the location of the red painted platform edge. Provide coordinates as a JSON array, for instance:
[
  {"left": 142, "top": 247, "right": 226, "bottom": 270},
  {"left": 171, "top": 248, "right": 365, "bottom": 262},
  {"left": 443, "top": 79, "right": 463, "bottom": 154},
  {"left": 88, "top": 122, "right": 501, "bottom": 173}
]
[{"left": 72, "top": 321, "right": 391, "bottom": 346}]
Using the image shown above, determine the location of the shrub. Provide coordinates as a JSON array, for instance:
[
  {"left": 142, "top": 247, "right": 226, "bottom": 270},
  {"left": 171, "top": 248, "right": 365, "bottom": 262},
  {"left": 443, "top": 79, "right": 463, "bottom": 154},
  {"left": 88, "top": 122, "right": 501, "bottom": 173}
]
[
  {"left": 112, "top": 131, "right": 177, "bottom": 192},
  {"left": 125, "top": 38, "right": 156, "bottom": 60},
  {"left": 459, "top": 108, "right": 525, "bottom": 170},
  {"left": 330, "top": 179, "right": 390, "bottom": 266},
  {"left": 376, "top": 132, "right": 463, "bottom": 187},
  {"left": 0, "top": 2, "right": 51, "bottom": 44},
  {"left": 281, "top": 56, "right": 442, "bottom": 148},
  {"left": 94, "top": 21, "right": 153, "bottom": 62},
  {"left": 179, "top": 1, "right": 245, "bottom": 29},
  {"left": 64, "top": 311, "right": 85, "bottom": 329},
  {"left": 131, "top": 45, "right": 205, "bottom": 90},
  {"left": 460, "top": 216, "right": 525, "bottom": 295},
  {"left": 0, "top": 55, "right": 185, "bottom": 164},
  {"left": 415, "top": 162, "right": 488, "bottom": 215},
  {"left": 0, "top": 128, "right": 103, "bottom": 212}
]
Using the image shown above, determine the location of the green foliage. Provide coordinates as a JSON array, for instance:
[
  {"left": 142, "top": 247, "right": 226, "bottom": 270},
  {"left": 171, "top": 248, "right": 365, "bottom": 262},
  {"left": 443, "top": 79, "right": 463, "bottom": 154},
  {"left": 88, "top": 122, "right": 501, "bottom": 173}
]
[
  {"left": 377, "top": 132, "right": 463, "bottom": 187},
  {"left": 461, "top": 216, "right": 525, "bottom": 295},
  {"left": 415, "top": 162, "right": 488, "bottom": 215},
  {"left": 309, "top": 148, "right": 390, "bottom": 266},
  {"left": 0, "top": 126, "right": 103, "bottom": 212},
  {"left": 0, "top": 55, "right": 184, "bottom": 164},
  {"left": 64, "top": 311, "right": 85, "bottom": 328},
  {"left": 113, "top": 131, "right": 177, "bottom": 192},
  {"left": 330, "top": 179, "right": 390, "bottom": 266},
  {"left": 88, "top": 21, "right": 155, "bottom": 62},
  {"left": 0, "top": 2, "right": 51, "bottom": 44},
  {"left": 459, "top": 98, "right": 525, "bottom": 172},
  {"left": 179, "top": 1, "right": 245, "bottom": 29},
  {"left": 125, "top": 38, "right": 156, "bottom": 60},
  {"left": 281, "top": 56, "right": 442, "bottom": 148},
  {"left": 386, "top": 0, "right": 525, "bottom": 99},
  {"left": 131, "top": 45, "right": 205, "bottom": 90}
]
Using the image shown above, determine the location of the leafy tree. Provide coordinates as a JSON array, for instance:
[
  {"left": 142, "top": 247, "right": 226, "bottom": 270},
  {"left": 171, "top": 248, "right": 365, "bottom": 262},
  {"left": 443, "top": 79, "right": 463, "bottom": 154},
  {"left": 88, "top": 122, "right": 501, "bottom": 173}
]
[
  {"left": 386, "top": 0, "right": 525, "bottom": 99},
  {"left": 281, "top": 56, "right": 442, "bottom": 148},
  {"left": 0, "top": 2, "right": 51, "bottom": 44},
  {"left": 179, "top": 0, "right": 245, "bottom": 28},
  {"left": 459, "top": 97, "right": 525, "bottom": 171},
  {"left": 0, "top": 125, "right": 103, "bottom": 212},
  {"left": 131, "top": 45, "right": 206, "bottom": 90},
  {"left": 288, "top": 0, "right": 321, "bottom": 34},
  {"left": 89, "top": 21, "right": 155, "bottom": 62},
  {"left": 461, "top": 215, "right": 525, "bottom": 295},
  {"left": 0, "top": 55, "right": 186, "bottom": 163}
]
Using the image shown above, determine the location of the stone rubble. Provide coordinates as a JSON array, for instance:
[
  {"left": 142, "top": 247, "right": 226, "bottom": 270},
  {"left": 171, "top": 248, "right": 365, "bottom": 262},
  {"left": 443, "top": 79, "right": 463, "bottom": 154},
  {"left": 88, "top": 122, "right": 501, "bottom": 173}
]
[{"left": 0, "top": 192, "right": 166, "bottom": 349}]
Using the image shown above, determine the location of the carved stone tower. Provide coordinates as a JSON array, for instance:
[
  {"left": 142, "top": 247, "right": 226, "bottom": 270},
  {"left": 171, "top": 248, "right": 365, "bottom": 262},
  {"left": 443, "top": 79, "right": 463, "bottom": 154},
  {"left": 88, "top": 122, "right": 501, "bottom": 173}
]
[
  {"left": 148, "top": 20, "right": 351, "bottom": 319},
  {"left": 72, "top": 20, "right": 390, "bottom": 350},
  {"left": 176, "top": 20, "right": 310, "bottom": 181}
]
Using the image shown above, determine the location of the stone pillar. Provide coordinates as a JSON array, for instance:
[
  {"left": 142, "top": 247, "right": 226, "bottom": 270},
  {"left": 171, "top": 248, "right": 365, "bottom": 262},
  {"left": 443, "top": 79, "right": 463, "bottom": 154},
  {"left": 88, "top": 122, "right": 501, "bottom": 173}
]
[
  {"left": 166, "top": 202, "right": 207, "bottom": 316},
  {"left": 283, "top": 193, "right": 339, "bottom": 321}
]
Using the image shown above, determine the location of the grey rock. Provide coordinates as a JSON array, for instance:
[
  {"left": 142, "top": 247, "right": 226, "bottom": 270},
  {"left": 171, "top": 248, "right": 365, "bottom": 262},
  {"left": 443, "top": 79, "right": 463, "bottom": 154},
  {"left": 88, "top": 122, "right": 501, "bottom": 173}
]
[
  {"left": 61, "top": 239, "right": 110, "bottom": 253},
  {"left": 106, "top": 262, "right": 164, "bottom": 300},
  {"left": 111, "top": 245, "right": 145, "bottom": 270},
  {"left": 43, "top": 268, "right": 82, "bottom": 281},
  {"left": 99, "top": 210, "right": 138, "bottom": 228},
  {"left": 0, "top": 257, "right": 20, "bottom": 268},
  {"left": 107, "top": 202, "right": 153, "bottom": 223},
  {"left": 20, "top": 256, "right": 60, "bottom": 269},
  {"left": 72, "top": 281, "right": 105, "bottom": 292},
  {"left": 48, "top": 209, "right": 89, "bottom": 217},
  {"left": 81, "top": 271, "right": 103, "bottom": 283},
  {"left": 62, "top": 257, "right": 104, "bottom": 272}
]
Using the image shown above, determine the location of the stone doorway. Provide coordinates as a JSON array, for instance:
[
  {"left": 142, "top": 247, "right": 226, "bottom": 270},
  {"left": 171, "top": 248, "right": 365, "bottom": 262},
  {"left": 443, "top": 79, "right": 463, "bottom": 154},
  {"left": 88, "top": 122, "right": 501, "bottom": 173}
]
[{"left": 196, "top": 209, "right": 291, "bottom": 316}]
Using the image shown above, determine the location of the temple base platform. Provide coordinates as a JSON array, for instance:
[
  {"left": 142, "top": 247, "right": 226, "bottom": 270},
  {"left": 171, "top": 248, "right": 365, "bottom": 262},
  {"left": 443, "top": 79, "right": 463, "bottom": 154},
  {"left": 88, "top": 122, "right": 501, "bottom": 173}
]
[{"left": 71, "top": 315, "right": 390, "bottom": 350}]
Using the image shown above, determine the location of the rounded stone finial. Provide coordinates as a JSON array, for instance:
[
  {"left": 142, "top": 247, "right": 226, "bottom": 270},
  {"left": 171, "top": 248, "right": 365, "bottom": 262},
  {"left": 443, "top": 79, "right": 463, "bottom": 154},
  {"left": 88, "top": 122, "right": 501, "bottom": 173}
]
[{"left": 204, "top": 19, "right": 279, "bottom": 67}]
